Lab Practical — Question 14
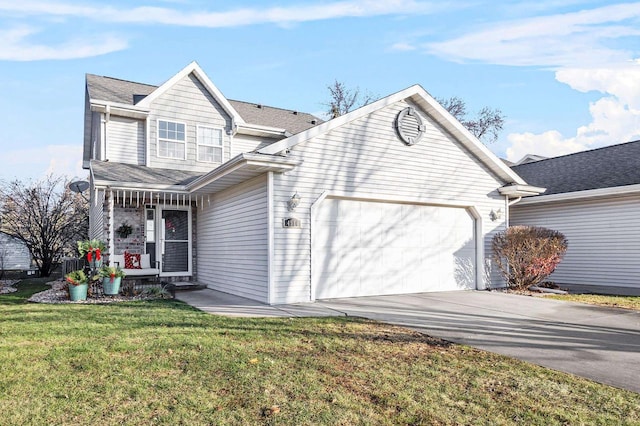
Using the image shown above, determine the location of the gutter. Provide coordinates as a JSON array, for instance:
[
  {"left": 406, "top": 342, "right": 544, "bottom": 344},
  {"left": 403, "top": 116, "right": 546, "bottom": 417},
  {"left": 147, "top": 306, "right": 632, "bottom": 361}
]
[{"left": 515, "top": 183, "right": 640, "bottom": 205}]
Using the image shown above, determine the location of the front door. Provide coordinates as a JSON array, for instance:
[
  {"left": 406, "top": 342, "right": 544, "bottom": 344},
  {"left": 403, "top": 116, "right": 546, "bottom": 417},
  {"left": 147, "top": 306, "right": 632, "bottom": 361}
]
[{"left": 160, "top": 208, "right": 191, "bottom": 276}]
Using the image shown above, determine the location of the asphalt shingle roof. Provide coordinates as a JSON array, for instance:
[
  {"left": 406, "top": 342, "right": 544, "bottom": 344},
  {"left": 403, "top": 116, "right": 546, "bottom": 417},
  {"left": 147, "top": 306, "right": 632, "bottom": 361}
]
[
  {"left": 86, "top": 74, "right": 321, "bottom": 135},
  {"left": 511, "top": 140, "right": 640, "bottom": 195},
  {"left": 92, "top": 161, "right": 203, "bottom": 186}
]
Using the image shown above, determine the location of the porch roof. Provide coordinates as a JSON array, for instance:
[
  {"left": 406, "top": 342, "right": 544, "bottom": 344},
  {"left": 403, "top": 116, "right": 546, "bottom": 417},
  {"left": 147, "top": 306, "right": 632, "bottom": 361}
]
[{"left": 91, "top": 153, "right": 298, "bottom": 195}]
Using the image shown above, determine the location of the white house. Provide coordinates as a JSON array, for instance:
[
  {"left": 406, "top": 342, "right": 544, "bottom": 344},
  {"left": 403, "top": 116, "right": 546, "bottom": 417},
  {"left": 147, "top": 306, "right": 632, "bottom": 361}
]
[
  {"left": 83, "top": 61, "right": 542, "bottom": 304},
  {"left": 0, "top": 232, "right": 32, "bottom": 272},
  {"left": 511, "top": 140, "right": 640, "bottom": 292}
]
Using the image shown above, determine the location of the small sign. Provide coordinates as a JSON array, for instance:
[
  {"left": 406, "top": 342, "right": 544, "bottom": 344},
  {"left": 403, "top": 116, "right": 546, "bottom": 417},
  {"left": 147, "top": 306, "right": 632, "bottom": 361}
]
[{"left": 282, "top": 217, "right": 301, "bottom": 228}]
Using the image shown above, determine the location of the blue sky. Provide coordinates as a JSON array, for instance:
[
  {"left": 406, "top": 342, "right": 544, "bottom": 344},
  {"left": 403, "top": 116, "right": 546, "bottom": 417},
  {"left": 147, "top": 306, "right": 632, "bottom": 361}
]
[{"left": 1, "top": 0, "right": 639, "bottom": 182}]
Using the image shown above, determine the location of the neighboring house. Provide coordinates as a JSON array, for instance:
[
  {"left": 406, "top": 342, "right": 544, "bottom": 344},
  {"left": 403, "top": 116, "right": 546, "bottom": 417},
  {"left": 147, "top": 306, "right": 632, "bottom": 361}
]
[
  {"left": 83, "top": 61, "right": 542, "bottom": 304},
  {"left": 0, "top": 232, "right": 32, "bottom": 272},
  {"left": 511, "top": 140, "right": 640, "bottom": 291}
]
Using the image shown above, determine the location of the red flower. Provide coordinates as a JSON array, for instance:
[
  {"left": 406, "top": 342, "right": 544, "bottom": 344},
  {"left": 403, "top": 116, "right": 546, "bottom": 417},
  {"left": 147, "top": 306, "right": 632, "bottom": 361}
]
[
  {"left": 95, "top": 248, "right": 101, "bottom": 261},
  {"left": 109, "top": 272, "right": 115, "bottom": 283}
]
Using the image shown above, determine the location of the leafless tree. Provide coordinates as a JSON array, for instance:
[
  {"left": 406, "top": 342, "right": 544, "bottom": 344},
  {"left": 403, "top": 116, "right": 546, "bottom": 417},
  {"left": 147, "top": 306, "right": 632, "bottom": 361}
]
[
  {"left": 0, "top": 176, "right": 88, "bottom": 277},
  {"left": 324, "top": 80, "right": 377, "bottom": 118},
  {"left": 437, "top": 96, "right": 505, "bottom": 144}
]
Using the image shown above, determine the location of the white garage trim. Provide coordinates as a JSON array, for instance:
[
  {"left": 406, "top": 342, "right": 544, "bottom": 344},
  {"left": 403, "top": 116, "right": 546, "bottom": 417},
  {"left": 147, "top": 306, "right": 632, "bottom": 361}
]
[{"left": 310, "top": 191, "right": 482, "bottom": 301}]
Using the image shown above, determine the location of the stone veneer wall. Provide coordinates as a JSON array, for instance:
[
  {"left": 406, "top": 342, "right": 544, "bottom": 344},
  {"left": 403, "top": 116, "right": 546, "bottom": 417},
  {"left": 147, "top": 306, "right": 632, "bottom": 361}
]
[{"left": 113, "top": 207, "right": 145, "bottom": 255}]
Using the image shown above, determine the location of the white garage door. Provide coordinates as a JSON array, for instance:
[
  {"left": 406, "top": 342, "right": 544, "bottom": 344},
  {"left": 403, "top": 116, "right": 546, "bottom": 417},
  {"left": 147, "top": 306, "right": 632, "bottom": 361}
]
[{"left": 312, "top": 198, "right": 476, "bottom": 299}]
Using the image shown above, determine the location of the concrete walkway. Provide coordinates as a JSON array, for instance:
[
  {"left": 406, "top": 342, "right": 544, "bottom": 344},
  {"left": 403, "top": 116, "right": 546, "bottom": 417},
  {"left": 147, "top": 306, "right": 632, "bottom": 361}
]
[{"left": 176, "top": 289, "right": 640, "bottom": 393}]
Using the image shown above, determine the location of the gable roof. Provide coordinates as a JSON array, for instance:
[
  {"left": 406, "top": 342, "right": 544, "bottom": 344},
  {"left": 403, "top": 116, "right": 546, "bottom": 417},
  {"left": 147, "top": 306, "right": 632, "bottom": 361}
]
[
  {"left": 135, "top": 61, "right": 244, "bottom": 126},
  {"left": 511, "top": 140, "right": 640, "bottom": 196},
  {"left": 85, "top": 64, "right": 321, "bottom": 135},
  {"left": 259, "top": 85, "right": 533, "bottom": 189}
]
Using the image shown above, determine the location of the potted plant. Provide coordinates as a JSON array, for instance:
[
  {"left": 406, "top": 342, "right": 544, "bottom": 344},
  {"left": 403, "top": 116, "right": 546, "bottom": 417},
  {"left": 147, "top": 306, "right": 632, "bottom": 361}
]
[
  {"left": 97, "top": 265, "right": 126, "bottom": 295},
  {"left": 78, "top": 239, "right": 106, "bottom": 269},
  {"left": 65, "top": 269, "right": 88, "bottom": 301}
]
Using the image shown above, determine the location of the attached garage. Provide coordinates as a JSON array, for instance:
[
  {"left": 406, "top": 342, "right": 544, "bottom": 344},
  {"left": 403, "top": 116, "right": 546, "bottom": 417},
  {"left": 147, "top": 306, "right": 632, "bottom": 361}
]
[{"left": 312, "top": 198, "right": 477, "bottom": 299}]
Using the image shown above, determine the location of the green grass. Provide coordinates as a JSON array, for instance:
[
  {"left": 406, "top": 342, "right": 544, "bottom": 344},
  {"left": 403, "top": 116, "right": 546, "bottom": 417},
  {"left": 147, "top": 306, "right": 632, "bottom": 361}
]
[
  {"left": 547, "top": 294, "right": 640, "bottom": 311},
  {"left": 1, "top": 279, "right": 639, "bottom": 425}
]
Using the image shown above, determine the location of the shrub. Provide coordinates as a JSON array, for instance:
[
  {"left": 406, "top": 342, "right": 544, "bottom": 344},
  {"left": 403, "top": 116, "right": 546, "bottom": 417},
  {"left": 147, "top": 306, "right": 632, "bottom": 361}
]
[{"left": 492, "top": 226, "right": 568, "bottom": 290}]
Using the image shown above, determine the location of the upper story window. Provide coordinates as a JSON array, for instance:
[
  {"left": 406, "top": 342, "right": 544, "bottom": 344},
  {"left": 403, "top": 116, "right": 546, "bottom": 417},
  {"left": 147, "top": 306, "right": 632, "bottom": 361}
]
[
  {"left": 197, "top": 126, "right": 223, "bottom": 163},
  {"left": 158, "top": 120, "right": 186, "bottom": 159}
]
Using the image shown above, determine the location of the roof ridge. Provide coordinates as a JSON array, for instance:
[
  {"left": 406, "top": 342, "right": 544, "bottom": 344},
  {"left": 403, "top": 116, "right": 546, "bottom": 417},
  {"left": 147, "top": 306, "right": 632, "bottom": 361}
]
[
  {"left": 515, "top": 139, "right": 640, "bottom": 166},
  {"left": 86, "top": 73, "right": 158, "bottom": 89},
  {"left": 229, "top": 98, "right": 317, "bottom": 116}
]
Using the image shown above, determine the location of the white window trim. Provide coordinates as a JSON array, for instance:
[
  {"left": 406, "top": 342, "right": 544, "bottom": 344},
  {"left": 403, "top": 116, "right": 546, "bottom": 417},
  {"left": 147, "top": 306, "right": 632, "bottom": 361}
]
[
  {"left": 158, "top": 205, "right": 192, "bottom": 277},
  {"left": 196, "top": 124, "right": 224, "bottom": 164},
  {"left": 157, "top": 119, "right": 187, "bottom": 160}
]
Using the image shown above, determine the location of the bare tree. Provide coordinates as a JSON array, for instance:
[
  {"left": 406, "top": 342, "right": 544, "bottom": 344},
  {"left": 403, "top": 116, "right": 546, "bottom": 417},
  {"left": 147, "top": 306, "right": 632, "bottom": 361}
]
[
  {"left": 437, "top": 96, "right": 505, "bottom": 144},
  {"left": 0, "top": 176, "right": 88, "bottom": 277},
  {"left": 324, "top": 80, "right": 377, "bottom": 118}
]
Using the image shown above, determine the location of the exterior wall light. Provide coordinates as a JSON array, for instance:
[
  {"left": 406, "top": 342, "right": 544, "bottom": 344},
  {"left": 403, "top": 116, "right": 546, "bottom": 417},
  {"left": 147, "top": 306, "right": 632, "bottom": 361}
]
[
  {"left": 489, "top": 208, "right": 503, "bottom": 221},
  {"left": 287, "top": 192, "right": 301, "bottom": 211}
]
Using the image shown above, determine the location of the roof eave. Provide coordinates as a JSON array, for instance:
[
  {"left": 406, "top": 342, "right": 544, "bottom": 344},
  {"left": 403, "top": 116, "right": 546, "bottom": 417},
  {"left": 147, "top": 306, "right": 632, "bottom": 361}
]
[
  {"left": 515, "top": 183, "right": 640, "bottom": 205},
  {"left": 91, "top": 100, "right": 150, "bottom": 119},
  {"left": 187, "top": 153, "right": 299, "bottom": 194},
  {"left": 498, "top": 184, "right": 547, "bottom": 198},
  {"left": 236, "top": 123, "right": 288, "bottom": 138}
]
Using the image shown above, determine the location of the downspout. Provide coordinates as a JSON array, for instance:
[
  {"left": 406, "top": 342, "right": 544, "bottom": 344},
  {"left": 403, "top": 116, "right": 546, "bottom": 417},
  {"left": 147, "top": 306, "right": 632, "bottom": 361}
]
[{"left": 505, "top": 196, "right": 522, "bottom": 227}]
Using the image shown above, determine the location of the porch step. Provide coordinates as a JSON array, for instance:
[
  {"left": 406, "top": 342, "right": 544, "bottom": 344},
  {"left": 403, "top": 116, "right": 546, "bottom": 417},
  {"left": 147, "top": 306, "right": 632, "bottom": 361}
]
[{"left": 171, "top": 281, "right": 207, "bottom": 292}]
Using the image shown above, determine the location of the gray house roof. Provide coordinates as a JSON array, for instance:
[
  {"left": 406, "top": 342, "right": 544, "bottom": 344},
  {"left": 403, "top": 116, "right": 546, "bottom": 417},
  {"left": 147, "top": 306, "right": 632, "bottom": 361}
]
[
  {"left": 86, "top": 74, "right": 321, "bottom": 135},
  {"left": 92, "top": 161, "right": 202, "bottom": 186},
  {"left": 511, "top": 140, "right": 640, "bottom": 195}
]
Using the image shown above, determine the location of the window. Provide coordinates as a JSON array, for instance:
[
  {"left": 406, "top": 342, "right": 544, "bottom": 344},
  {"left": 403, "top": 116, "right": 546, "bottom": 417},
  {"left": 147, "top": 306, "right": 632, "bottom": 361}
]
[
  {"left": 158, "top": 120, "right": 186, "bottom": 159},
  {"left": 197, "top": 126, "right": 223, "bottom": 163}
]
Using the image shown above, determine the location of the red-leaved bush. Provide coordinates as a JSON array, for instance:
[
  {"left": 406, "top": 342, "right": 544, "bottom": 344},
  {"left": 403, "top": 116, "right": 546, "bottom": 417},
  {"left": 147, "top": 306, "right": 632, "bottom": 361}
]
[{"left": 492, "top": 226, "right": 568, "bottom": 290}]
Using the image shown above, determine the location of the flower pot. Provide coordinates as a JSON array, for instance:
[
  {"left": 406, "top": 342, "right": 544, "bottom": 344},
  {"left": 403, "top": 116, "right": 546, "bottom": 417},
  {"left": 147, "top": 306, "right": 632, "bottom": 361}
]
[
  {"left": 89, "top": 259, "right": 103, "bottom": 269},
  {"left": 102, "top": 277, "right": 122, "bottom": 295},
  {"left": 69, "top": 283, "right": 88, "bottom": 301}
]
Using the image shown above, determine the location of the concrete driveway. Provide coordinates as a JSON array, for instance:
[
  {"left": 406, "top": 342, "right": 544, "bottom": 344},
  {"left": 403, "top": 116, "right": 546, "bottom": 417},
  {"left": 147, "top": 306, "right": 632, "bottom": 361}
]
[{"left": 177, "top": 289, "right": 640, "bottom": 393}]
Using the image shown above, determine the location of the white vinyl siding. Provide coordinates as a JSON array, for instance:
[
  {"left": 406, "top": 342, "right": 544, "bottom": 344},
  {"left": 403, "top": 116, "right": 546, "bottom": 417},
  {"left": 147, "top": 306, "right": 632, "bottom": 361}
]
[
  {"left": 270, "top": 99, "right": 506, "bottom": 304},
  {"left": 89, "top": 185, "right": 105, "bottom": 241},
  {"left": 511, "top": 195, "right": 640, "bottom": 289},
  {"left": 231, "top": 134, "right": 274, "bottom": 156},
  {"left": 149, "top": 73, "right": 232, "bottom": 172},
  {"left": 0, "top": 233, "right": 31, "bottom": 270},
  {"left": 157, "top": 120, "right": 186, "bottom": 160},
  {"left": 106, "top": 116, "right": 145, "bottom": 165},
  {"left": 197, "top": 175, "right": 269, "bottom": 303},
  {"left": 197, "top": 126, "right": 223, "bottom": 163}
]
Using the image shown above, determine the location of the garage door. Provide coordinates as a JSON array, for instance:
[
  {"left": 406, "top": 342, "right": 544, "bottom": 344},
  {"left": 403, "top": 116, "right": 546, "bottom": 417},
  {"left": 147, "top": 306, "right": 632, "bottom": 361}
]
[{"left": 312, "top": 198, "right": 476, "bottom": 299}]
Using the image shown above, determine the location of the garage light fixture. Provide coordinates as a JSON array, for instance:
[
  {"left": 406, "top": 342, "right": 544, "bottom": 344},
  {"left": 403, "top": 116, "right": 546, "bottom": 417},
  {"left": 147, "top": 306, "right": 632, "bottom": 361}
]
[
  {"left": 287, "top": 192, "right": 301, "bottom": 211},
  {"left": 489, "top": 208, "right": 503, "bottom": 221}
]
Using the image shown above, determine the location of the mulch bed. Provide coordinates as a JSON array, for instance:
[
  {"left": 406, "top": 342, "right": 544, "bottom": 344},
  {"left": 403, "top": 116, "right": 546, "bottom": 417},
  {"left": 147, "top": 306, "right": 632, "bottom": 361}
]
[{"left": 27, "top": 279, "right": 162, "bottom": 304}]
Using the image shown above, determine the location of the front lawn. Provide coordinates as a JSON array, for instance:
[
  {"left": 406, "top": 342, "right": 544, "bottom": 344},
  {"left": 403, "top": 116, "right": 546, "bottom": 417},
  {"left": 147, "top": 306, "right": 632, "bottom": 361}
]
[
  {"left": 547, "top": 294, "right": 640, "bottom": 311},
  {"left": 1, "top": 279, "right": 639, "bottom": 425}
]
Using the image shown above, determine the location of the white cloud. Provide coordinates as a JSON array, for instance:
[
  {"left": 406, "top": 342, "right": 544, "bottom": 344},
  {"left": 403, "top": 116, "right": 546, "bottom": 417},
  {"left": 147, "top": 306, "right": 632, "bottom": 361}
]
[
  {"left": 426, "top": 3, "right": 640, "bottom": 67},
  {"left": 422, "top": 2, "right": 640, "bottom": 161},
  {"left": 0, "top": 0, "right": 441, "bottom": 27},
  {"left": 0, "top": 26, "right": 127, "bottom": 61},
  {"left": 390, "top": 42, "right": 416, "bottom": 51},
  {"left": 506, "top": 61, "right": 640, "bottom": 161},
  {"left": 2, "top": 145, "right": 85, "bottom": 182}
]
